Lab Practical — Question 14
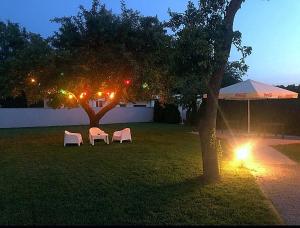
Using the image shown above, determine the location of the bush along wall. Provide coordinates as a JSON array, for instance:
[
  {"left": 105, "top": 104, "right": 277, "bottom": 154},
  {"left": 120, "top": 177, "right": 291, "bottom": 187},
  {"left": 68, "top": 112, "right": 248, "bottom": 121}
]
[
  {"left": 217, "top": 99, "right": 300, "bottom": 135},
  {"left": 153, "top": 100, "right": 181, "bottom": 124}
]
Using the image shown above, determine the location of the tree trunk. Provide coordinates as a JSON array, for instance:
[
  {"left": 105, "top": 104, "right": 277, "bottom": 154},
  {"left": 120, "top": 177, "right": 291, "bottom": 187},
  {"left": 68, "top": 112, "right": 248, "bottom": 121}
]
[
  {"left": 200, "top": 68, "right": 225, "bottom": 181},
  {"left": 89, "top": 115, "right": 101, "bottom": 128},
  {"left": 80, "top": 99, "right": 120, "bottom": 128},
  {"left": 199, "top": 0, "right": 244, "bottom": 182}
]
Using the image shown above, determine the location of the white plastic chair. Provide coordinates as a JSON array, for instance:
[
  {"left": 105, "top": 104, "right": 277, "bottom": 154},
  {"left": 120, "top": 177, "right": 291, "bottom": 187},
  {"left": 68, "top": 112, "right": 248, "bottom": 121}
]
[
  {"left": 89, "top": 127, "right": 109, "bottom": 145},
  {"left": 64, "top": 131, "right": 83, "bottom": 146},
  {"left": 112, "top": 128, "right": 132, "bottom": 143}
]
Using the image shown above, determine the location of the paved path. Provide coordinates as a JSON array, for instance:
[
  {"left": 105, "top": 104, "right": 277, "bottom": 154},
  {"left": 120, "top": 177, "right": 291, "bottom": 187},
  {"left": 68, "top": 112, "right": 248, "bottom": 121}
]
[{"left": 217, "top": 132, "right": 300, "bottom": 225}]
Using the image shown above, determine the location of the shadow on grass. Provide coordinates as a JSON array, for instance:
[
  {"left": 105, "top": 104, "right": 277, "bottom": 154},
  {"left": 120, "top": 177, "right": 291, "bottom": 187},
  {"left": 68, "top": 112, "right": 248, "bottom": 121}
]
[{"left": 113, "top": 175, "right": 215, "bottom": 224}]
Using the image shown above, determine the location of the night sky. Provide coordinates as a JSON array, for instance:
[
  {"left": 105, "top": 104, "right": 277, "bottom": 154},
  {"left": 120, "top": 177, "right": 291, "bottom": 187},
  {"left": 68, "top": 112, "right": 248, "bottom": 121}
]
[{"left": 1, "top": 0, "right": 300, "bottom": 85}]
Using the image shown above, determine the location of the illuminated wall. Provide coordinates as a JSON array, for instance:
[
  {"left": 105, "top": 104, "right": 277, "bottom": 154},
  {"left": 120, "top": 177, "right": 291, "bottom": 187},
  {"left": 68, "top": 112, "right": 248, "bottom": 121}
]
[{"left": 0, "top": 107, "right": 153, "bottom": 128}]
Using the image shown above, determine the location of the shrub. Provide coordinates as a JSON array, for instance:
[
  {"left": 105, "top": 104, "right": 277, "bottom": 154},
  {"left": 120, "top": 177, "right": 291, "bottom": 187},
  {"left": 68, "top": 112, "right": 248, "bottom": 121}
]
[
  {"left": 153, "top": 100, "right": 181, "bottom": 124},
  {"left": 153, "top": 100, "right": 163, "bottom": 122}
]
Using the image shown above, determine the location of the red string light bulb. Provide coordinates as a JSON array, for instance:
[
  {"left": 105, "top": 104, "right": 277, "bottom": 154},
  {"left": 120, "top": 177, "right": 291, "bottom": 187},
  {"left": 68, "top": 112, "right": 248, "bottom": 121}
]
[{"left": 124, "top": 80, "right": 131, "bottom": 86}]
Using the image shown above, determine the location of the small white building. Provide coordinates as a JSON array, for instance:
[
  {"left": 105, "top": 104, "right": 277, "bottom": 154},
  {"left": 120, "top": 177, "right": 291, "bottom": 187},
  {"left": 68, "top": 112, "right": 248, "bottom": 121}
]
[{"left": 89, "top": 99, "right": 155, "bottom": 108}]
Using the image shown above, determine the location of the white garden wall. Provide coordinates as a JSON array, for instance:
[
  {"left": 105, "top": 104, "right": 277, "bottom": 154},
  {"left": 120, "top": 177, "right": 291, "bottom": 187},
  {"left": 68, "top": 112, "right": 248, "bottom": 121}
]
[{"left": 0, "top": 107, "right": 153, "bottom": 128}]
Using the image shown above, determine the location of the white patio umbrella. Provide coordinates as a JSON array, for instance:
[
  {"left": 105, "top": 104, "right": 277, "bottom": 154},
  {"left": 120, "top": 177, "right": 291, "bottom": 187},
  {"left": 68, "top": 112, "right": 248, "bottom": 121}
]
[{"left": 204, "top": 79, "right": 298, "bottom": 133}]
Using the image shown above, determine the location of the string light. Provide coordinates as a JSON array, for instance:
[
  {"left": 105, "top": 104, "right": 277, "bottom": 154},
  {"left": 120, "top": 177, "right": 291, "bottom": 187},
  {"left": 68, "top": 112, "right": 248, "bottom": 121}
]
[
  {"left": 97, "top": 92, "right": 103, "bottom": 97},
  {"left": 68, "top": 94, "right": 74, "bottom": 99},
  {"left": 109, "top": 92, "right": 115, "bottom": 99},
  {"left": 124, "top": 80, "right": 131, "bottom": 85},
  {"left": 31, "top": 78, "right": 36, "bottom": 83},
  {"left": 79, "top": 92, "right": 87, "bottom": 99},
  {"left": 60, "top": 89, "right": 67, "bottom": 95},
  {"left": 142, "top": 82, "right": 149, "bottom": 89}
]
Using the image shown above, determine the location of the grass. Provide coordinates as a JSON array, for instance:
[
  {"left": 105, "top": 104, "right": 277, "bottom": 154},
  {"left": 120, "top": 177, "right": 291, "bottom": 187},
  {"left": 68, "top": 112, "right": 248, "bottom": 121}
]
[
  {"left": 273, "top": 144, "right": 300, "bottom": 163},
  {"left": 0, "top": 123, "right": 280, "bottom": 225}
]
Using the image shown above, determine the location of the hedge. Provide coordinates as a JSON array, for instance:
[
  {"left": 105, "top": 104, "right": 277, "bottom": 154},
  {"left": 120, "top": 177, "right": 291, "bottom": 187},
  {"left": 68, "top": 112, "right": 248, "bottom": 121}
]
[
  {"left": 153, "top": 100, "right": 181, "bottom": 124},
  {"left": 217, "top": 99, "right": 300, "bottom": 135}
]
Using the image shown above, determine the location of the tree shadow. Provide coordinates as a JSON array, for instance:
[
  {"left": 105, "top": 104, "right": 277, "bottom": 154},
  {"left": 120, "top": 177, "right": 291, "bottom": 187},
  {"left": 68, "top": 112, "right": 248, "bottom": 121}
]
[{"left": 115, "top": 175, "right": 220, "bottom": 224}]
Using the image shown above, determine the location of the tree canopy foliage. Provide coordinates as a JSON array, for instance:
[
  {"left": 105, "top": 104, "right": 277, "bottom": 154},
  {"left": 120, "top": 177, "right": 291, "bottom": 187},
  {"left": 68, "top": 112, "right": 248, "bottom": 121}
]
[
  {"left": 0, "top": 21, "right": 52, "bottom": 104},
  {"left": 167, "top": 0, "right": 251, "bottom": 109},
  {"left": 47, "top": 0, "right": 172, "bottom": 108},
  {"left": 0, "top": 0, "right": 174, "bottom": 126},
  {"left": 0, "top": 0, "right": 249, "bottom": 112},
  {"left": 278, "top": 84, "right": 300, "bottom": 94}
]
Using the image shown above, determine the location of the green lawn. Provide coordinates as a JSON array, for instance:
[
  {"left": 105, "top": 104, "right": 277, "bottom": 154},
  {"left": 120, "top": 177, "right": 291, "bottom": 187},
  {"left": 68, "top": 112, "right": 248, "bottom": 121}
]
[
  {"left": 273, "top": 144, "right": 300, "bottom": 163},
  {"left": 0, "top": 123, "right": 279, "bottom": 225}
]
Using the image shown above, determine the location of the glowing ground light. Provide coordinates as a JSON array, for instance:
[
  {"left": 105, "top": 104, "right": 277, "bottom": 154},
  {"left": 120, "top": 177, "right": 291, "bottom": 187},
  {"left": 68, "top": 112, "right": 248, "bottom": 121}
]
[
  {"left": 31, "top": 78, "right": 36, "bottom": 83},
  {"left": 235, "top": 143, "right": 252, "bottom": 167},
  {"left": 68, "top": 94, "right": 74, "bottom": 99}
]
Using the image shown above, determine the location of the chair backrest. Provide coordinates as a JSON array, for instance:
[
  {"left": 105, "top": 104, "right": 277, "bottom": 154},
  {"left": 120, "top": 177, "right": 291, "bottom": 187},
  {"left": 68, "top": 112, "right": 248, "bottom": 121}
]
[
  {"left": 89, "top": 127, "right": 103, "bottom": 135},
  {"left": 122, "top": 128, "right": 131, "bottom": 135}
]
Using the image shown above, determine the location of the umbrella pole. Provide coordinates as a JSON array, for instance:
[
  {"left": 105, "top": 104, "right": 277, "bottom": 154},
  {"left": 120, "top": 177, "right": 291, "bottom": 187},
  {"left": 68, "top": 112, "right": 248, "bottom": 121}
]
[{"left": 247, "top": 100, "right": 250, "bottom": 134}]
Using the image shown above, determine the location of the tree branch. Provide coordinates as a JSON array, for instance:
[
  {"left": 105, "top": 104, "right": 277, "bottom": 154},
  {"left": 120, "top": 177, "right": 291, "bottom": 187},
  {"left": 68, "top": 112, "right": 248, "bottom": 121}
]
[
  {"left": 79, "top": 100, "right": 96, "bottom": 119},
  {"left": 95, "top": 99, "right": 120, "bottom": 120},
  {"left": 223, "top": 0, "right": 244, "bottom": 55},
  {"left": 95, "top": 90, "right": 123, "bottom": 120}
]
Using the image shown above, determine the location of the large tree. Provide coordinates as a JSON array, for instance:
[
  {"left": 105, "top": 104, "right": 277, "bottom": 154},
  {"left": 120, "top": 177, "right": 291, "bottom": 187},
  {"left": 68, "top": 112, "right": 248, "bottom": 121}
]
[
  {"left": 168, "top": 1, "right": 248, "bottom": 120},
  {"left": 278, "top": 84, "right": 300, "bottom": 95},
  {"left": 0, "top": 21, "right": 52, "bottom": 103},
  {"left": 168, "top": 0, "right": 251, "bottom": 181},
  {"left": 42, "top": 0, "right": 171, "bottom": 127},
  {"left": 0, "top": 0, "right": 171, "bottom": 127}
]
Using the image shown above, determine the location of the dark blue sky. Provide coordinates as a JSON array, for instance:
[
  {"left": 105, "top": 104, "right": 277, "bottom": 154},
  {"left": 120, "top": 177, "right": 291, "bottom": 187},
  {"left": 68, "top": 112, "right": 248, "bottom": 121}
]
[{"left": 1, "top": 0, "right": 300, "bottom": 85}]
